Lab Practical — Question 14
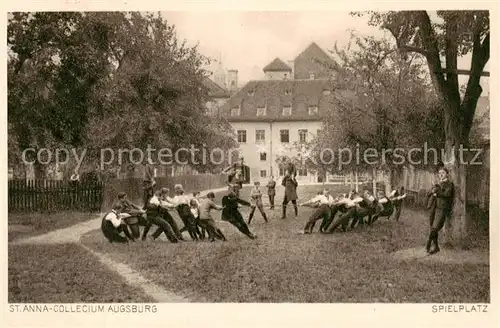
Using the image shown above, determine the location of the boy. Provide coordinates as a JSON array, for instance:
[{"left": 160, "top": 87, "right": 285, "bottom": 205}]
[
  {"left": 166, "top": 184, "right": 201, "bottom": 241},
  {"left": 221, "top": 185, "right": 257, "bottom": 239},
  {"left": 248, "top": 181, "right": 268, "bottom": 225},
  {"left": 142, "top": 189, "right": 179, "bottom": 242},
  {"left": 198, "top": 192, "right": 227, "bottom": 242},
  {"left": 266, "top": 176, "right": 276, "bottom": 209},
  {"left": 300, "top": 189, "right": 334, "bottom": 234},
  {"left": 101, "top": 210, "right": 134, "bottom": 243},
  {"left": 111, "top": 192, "right": 146, "bottom": 240}
]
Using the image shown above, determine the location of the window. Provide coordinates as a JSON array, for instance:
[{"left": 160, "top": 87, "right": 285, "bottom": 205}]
[
  {"left": 237, "top": 130, "right": 247, "bottom": 143},
  {"left": 231, "top": 80, "right": 236, "bottom": 86},
  {"left": 231, "top": 106, "right": 240, "bottom": 116},
  {"left": 256, "top": 107, "right": 266, "bottom": 116},
  {"left": 298, "top": 168, "right": 307, "bottom": 176},
  {"left": 279, "top": 167, "right": 285, "bottom": 176},
  {"left": 308, "top": 106, "right": 318, "bottom": 115},
  {"left": 256, "top": 129, "right": 265, "bottom": 142},
  {"left": 285, "top": 89, "right": 291, "bottom": 95},
  {"left": 260, "top": 152, "right": 267, "bottom": 161},
  {"left": 260, "top": 170, "right": 267, "bottom": 178},
  {"left": 280, "top": 129, "right": 289, "bottom": 143},
  {"left": 299, "top": 129, "right": 308, "bottom": 143},
  {"left": 309, "top": 72, "right": 315, "bottom": 80},
  {"left": 282, "top": 106, "right": 292, "bottom": 116}
]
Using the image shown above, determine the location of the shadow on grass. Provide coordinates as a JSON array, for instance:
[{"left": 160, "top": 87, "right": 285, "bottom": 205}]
[
  {"left": 8, "top": 243, "right": 154, "bottom": 303},
  {"left": 80, "top": 185, "right": 489, "bottom": 303},
  {"left": 8, "top": 211, "right": 99, "bottom": 242}
]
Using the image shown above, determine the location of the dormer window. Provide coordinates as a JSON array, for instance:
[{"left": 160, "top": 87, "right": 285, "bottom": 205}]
[
  {"left": 231, "top": 106, "right": 241, "bottom": 116},
  {"left": 256, "top": 107, "right": 266, "bottom": 116},
  {"left": 282, "top": 106, "right": 292, "bottom": 116},
  {"left": 309, "top": 72, "right": 315, "bottom": 80},
  {"left": 248, "top": 90, "right": 255, "bottom": 96},
  {"left": 308, "top": 106, "right": 318, "bottom": 115}
]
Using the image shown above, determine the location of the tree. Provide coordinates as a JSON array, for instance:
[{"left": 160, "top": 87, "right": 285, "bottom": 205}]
[
  {"left": 307, "top": 34, "right": 443, "bottom": 193},
  {"left": 8, "top": 12, "right": 237, "bottom": 177},
  {"left": 355, "top": 10, "right": 490, "bottom": 248}
]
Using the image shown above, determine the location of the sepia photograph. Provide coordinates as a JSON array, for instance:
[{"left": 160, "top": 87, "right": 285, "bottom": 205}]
[{"left": 6, "top": 7, "right": 491, "bottom": 310}]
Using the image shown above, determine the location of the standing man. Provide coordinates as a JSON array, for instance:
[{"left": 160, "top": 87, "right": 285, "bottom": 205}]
[
  {"left": 426, "top": 168, "right": 454, "bottom": 254},
  {"left": 281, "top": 169, "right": 298, "bottom": 219},
  {"left": 248, "top": 181, "right": 268, "bottom": 225},
  {"left": 266, "top": 176, "right": 276, "bottom": 210}
]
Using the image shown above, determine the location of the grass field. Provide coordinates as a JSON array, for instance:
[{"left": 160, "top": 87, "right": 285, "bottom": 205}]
[
  {"left": 8, "top": 211, "right": 98, "bottom": 242},
  {"left": 8, "top": 243, "right": 154, "bottom": 303},
  {"left": 81, "top": 184, "right": 490, "bottom": 303}
]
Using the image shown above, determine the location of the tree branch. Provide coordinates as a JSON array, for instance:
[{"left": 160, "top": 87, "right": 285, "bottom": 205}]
[{"left": 461, "top": 30, "right": 489, "bottom": 141}]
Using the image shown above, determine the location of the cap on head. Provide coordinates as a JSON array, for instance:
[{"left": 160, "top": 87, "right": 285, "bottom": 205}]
[
  {"left": 160, "top": 187, "right": 169, "bottom": 194},
  {"left": 207, "top": 192, "right": 215, "bottom": 199}
]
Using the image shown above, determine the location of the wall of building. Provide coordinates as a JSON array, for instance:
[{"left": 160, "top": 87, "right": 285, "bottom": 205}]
[{"left": 229, "top": 121, "right": 322, "bottom": 182}]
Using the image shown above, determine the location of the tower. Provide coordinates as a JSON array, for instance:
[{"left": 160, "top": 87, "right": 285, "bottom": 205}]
[
  {"left": 227, "top": 69, "right": 238, "bottom": 94},
  {"left": 213, "top": 52, "right": 227, "bottom": 90}
]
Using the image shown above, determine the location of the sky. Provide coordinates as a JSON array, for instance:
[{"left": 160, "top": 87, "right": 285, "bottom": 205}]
[{"left": 161, "top": 11, "right": 489, "bottom": 91}]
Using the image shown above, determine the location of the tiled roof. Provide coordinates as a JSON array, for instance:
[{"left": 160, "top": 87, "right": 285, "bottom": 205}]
[
  {"left": 202, "top": 77, "right": 230, "bottom": 98},
  {"left": 263, "top": 58, "right": 292, "bottom": 72},
  {"left": 221, "top": 79, "right": 339, "bottom": 122}
]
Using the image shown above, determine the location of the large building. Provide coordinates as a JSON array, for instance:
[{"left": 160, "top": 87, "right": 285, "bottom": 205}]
[{"left": 220, "top": 42, "right": 339, "bottom": 182}]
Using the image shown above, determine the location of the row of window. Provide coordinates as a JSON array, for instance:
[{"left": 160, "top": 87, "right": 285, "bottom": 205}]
[
  {"left": 259, "top": 168, "right": 308, "bottom": 178},
  {"left": 237, "top": 129, "right": 315, "bottom": 143},
  {"left": 231, "top": 105, "right": 319, "bottom": 117}
]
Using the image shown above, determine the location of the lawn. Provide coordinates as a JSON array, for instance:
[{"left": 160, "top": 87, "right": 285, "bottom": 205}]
[
  {"left": 80, "top": 184, "right": 490, "bottom": 303},
  {"left": 8, "top": 211, "right": 99, "bottom": 242},
  {"left": 8, "top": 243, "right": 154, "bottom": 303}
]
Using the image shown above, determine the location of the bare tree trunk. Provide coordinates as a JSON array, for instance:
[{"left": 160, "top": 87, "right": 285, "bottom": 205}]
[
  {"left": 354, "top": 169, "right": 359, "bottom": 193},
  {"left": 372, "top": 167, "right": 377, "bottom": 195},
  {"left": 444, "top": 145, "right": 470, "bottom": 249}
]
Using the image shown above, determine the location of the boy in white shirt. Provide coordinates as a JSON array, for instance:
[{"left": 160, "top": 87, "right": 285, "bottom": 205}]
[{"left": 301, "top": 189, "right": 334, "bottom": 234}]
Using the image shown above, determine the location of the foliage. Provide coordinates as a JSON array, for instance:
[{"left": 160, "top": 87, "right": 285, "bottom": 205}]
[
  {"left": 306, "top": 34, "right": 443, "bottom": 175},
  {"left": 8, "top": 12, "right": 237, "bottom": 175}
]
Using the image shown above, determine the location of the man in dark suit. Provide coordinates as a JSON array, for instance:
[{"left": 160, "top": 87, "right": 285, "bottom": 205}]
[
  {"left": 281, "top": 169, "right": 298, "bottom": 219},
  {"left": 426, "top": 168, "right": 454, "bottom": 254}
]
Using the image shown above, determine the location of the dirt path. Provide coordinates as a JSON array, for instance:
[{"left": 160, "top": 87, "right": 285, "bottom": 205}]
[{"left": 10, "top": 185, "right": 231, "bottom": 303}]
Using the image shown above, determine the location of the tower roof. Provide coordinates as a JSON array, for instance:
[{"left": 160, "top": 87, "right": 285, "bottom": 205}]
[{"left": 263, "top": 57, "right": 292, "bottom": 72}]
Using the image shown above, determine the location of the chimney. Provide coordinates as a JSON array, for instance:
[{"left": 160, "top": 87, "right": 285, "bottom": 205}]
[
  {"left": 227, "top": 69, "right": 238, "bottom": 94},
  {"left": 287, "top": 60, "right": 294, "bottom": 79}
]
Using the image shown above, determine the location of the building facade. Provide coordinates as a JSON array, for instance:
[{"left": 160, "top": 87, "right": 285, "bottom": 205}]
[{"left": 221, "top": 42, "right": 339, "bottom": 183}]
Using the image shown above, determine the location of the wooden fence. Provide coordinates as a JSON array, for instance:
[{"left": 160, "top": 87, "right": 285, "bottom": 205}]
[{"left": 8, "top": 180, "right": 104, "bottom": 213}]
